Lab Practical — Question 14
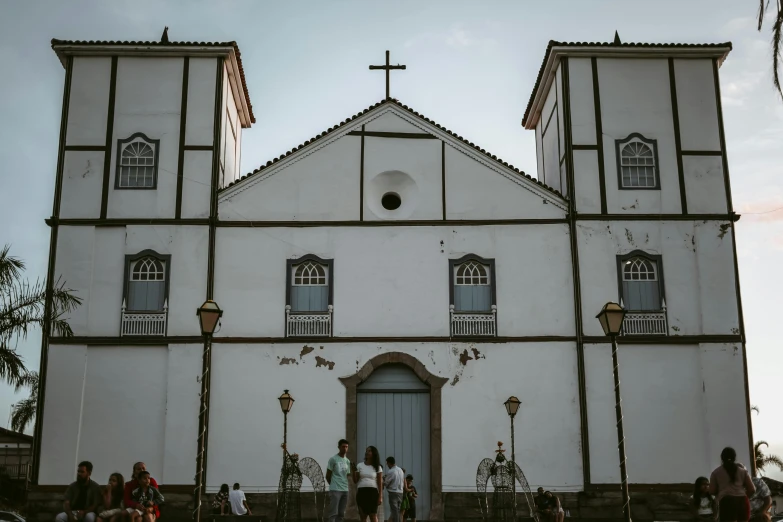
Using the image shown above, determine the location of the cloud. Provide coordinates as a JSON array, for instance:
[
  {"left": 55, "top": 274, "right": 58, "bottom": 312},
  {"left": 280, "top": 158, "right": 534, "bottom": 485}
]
[
  {"left": 738, "top": 196, "right": 783, "bottom": 222},
  {"left": 405, "top": 23, "right": 497, "bottom": 50}
]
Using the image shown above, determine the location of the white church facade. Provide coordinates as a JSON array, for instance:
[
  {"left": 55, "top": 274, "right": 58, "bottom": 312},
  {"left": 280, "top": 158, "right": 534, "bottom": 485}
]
[{"left": 29, "top": 36, "right": 752, "bottom": 522}]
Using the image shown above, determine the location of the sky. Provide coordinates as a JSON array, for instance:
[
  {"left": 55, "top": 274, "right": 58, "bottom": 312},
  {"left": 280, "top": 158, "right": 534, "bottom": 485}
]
[{"left": 0, "top": 0, "right": 781, "bottom": 480}]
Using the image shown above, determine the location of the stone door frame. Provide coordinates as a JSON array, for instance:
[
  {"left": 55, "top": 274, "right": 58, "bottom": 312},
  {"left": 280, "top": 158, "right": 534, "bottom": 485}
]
[{"left": 340, "top": 352, "right": 448, "bottom": 521}]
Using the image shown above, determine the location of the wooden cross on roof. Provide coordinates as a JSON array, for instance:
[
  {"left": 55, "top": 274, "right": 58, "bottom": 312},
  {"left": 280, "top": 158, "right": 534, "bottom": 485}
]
[{"left": 369, "top": 50, "right": 406, "bottom": 99}]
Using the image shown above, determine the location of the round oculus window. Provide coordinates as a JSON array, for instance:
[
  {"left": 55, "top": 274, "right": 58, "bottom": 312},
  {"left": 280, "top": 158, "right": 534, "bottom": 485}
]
[{"left": 381, "top": 192, "right": 402, "bottom": 210}]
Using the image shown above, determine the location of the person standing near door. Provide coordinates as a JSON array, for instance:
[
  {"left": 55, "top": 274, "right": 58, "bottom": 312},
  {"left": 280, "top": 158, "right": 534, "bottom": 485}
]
[
  {"left": 353, "top": 446, "right": 383, "bottom": 522},
  {"left": 384, "top": 457, "right": 405, "bottom": 522},
  {"left": 326, "top": 439, "right": 351, "bottom": 522}
]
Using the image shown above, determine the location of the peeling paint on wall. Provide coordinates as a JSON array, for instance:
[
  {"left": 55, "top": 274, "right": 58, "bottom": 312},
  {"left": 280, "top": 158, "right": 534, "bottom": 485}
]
[
  {"left": 718, "top": 224, "right": 730, "bottom": 239},
  {"left": 315, "top": 356, "right": 335, "bottom": 370},
  {"left": 299, "top": 345, "right": 314, "bottom": 359},
  {"left": 459, "top": 349, "right": 473, "bottom": 366},
  {"left": 278, "top": 357, "right": 298, "bottom": 366}
]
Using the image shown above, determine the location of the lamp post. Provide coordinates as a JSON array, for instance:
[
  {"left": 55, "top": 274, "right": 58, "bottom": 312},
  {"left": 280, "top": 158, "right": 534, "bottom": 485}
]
[
  {"left": 504, "top": 395, "right": 521, "bottom": 521},
  {"left": 596, "top": 302, "right": 631, "bottom": 522},
  {"left": 278, "top": 389, "right": 295, "bottom": 454},
  {"left": 194, "top": 300, "right": 223, "bottom": 522}
]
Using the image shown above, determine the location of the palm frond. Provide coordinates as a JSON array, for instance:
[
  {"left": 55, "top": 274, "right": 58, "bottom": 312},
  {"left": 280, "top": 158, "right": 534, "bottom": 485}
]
[
  {"left": 773, "top": 9, "right": 783, "bottom": 98},
  {"left": 760, "top": 454, "right": 783, "bottom": 472},
  {"left": 10, "top": 397, "right": 36, "bottom": 433},
  {"left": 759, "top": 0, "right": 771, "bottom": 30},
  {"left": 755, "top": 440, "right": 769, "bottom": 451},
  {"left": 751, "top": 405, "right": 760, "bottom": 415},
  {"left": 0, "top": 343, "right": 27, "bottom": 388},
  {"left": 0, "top": 245, "right": 24, "bottom": 289},
  {"left": 14, "top": 371, "right": 38, "bottom": 393}
]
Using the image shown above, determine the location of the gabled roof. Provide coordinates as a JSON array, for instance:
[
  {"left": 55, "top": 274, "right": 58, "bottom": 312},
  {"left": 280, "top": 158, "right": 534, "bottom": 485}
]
[
  {"left": 51, "top": 39, "right": 255, "bottom": 126},
  {"left": 522, "top": 39, "right": 733, "bottom": 128},
  {"left": 0, "top": 426, "right": 33, "bottom": 443},
  {"left": 223, "top": 97, "right": 563, "bottom": 201}
]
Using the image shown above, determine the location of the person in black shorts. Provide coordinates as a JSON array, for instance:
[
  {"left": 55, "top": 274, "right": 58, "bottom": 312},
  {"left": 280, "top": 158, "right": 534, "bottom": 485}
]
[
  {"left": 402, "top": 474, "right": 418, "bottom": 522},
  {"left": 352, "top": 446, "right": 383, "bottom": 522}
]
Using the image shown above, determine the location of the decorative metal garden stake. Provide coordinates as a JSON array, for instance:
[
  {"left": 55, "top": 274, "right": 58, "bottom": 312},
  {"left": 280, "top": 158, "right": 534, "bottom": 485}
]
[
  {"left": 596, "top": 302, "right": 632, "bottom": 522},
  {"left": 194, "top": 300, "right": 223, "bottom": 522},
  {"left": 476, "top": 442, "right": 538, "bottom": 522}
]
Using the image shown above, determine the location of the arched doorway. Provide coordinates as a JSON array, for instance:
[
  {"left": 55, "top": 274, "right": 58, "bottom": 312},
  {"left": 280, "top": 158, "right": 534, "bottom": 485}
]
[
  {"left": 358, "top": 364, "right": 430, "bottom": 519},
  {"left": 340, "top": 352, "right": 447, "bottom": 521}
]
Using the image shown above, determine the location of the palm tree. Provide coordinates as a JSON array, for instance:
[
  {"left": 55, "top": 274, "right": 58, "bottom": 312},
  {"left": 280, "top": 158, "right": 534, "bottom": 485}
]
[
  {"left": 10, "top": 372, "right": 38, "bottom": 432},
  {"left": 755, "top": 441, "right": 783, "bottom": 476},
  {"left": 758, "top": 0, "right": 783, "bottom": 97},
  {"left": 1, "top": 244, "right": 81, "bottom": 432}
]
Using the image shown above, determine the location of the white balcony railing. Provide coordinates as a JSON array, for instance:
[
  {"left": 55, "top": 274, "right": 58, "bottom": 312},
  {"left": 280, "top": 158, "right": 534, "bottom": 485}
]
[
  {"left": 621, "top": 299, "right": 667, "bottom": 335},
  {"left": 450, "top": 305, "right": 497, "bottom": 337},
  {"left": 285, "top": 305, "right": 333, "bottom": 337},
  {"left": 121, "top": 299, "right": 167, "bottom": 336}
]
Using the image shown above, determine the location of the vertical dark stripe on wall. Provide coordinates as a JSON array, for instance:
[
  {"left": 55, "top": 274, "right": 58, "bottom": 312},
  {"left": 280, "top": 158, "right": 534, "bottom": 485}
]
[
  {"left": 714, "top": 57, "right": 752, "bottom": 469},
  {"left": 712, "top": 59, "right": 734, "bottom": 212},
  {"left": 668, "top": 58, "right": 688, "bottom": 215},
  {"left": 441, "top": 141, "right": 447, "bottom": 220},
  {"left": 100, "top": 57, "right": 118, "bottom": 219},
  {"left": 359, "top": 124, "right": 365, "bottom": 221},
  {"left": 561, "top": 57, "right": 591, "bottom": 486},
  {"left": 207, "top": 59, "right": 224, "bottom": 300},
  {"left": 33, "top": 55, "right": 73, "bottom": 484},
  {"left": 175, "top": 57, "right": 190, "bottom": 219},
  {"left": 590, "top": 58, "right": 607, "bottom": 214}
]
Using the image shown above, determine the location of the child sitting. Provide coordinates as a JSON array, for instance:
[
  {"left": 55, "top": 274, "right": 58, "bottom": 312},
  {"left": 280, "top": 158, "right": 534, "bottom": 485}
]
[
  {"left": 691, "top": 476, "right": 715, "bottom": 521},
  {"left": 131, "top": 471, "right": 164, "bottom": 522}
]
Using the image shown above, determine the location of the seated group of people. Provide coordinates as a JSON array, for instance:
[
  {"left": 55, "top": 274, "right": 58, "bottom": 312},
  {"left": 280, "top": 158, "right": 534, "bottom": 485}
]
[
  {"left": 534, "top": 488, "right": 565, "bottom": 522},
  {"left": 56, "top": 462, "right": 163, "bottom": 522},
  {"left": 210, "top": 483, "right": 252, "bottom": 516}
]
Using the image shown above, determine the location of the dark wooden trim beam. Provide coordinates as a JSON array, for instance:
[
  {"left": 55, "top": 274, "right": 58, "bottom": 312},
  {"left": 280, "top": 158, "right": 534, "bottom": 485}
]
[
  {"left": 184, "top": 145, "right": 214, "bottom": 151},
  {"left": 100, "top": 56, "right": 118, "bottom": 219},
  {"left": 591, "top": 57, "right": 607, "bottom": 214},
  {"left": 359, "top": 124, "right": 365, "bottom": 221},
  {"left": 33, "top": 55, "right": 73, "bottom": 484},
  {"left": 681, "top": 150, "right": 722, "bottom": 156},
  {"left": 668, "top": 58, "right": 688, "bottom": 214},
  {"left": 347, "top": 130, "right": 436, "bottom": 139},
  {"left": 572, "top": 144, "right": 598, "bottom": 150},
  {"left": 561, "top": 56, "right": 591, "bottom": 487},
  {"left": 576, "top": 213, "right": 738, "bottom": 222},
  {"left": 50, "top": 335, "right": 578, "bottom": 345},
  {"left": 583, "top": 334, "right": 742, "bottom": 345},
  {"left": 50, "top": 218, "right": 210, "bottom": 226},
  {"left": 64, "top": 145, "right": 106, "bottom": 151},
  {"left": 215, "top": 218, "right": 569, "bottom": 227},
  {"left": 441, "top": 141, "right": 447, "bottom": 220},
  {"left": 207, "top": 58, "right": 224, "bottom": 300},
  {"left": 175, "top": 57, "right": 189, "bottom": 219},
  {"left": 47, "top": 334, "right": 743, "bottom": 346}
]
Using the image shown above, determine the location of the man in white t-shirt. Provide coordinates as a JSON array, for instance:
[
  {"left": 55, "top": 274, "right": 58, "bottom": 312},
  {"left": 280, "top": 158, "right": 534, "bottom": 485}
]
[
  {"left": 228, "top": 483, "right": 252, "bottom": 516},
  {"left": 384, "top": 457, "right": 405, "bottom": 522}
]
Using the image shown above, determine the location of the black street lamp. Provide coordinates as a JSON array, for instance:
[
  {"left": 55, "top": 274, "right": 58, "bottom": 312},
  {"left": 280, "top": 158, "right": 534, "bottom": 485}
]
[
  {"left": 278, "top": 389, "right": 295, "bottom": 453},
  {"left": 596, "top": 302, "right": 631, "bottom": 522},
  {"left": 194, "top": 300, "right": 223, "bottom": 522},
  {"left": 504, "top": 396, "right": 521, "bottom": 520}
]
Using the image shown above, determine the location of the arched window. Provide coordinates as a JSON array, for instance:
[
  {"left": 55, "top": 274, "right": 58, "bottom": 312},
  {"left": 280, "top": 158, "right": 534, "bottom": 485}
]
[
  {"left": 619, "top": 253, "right": 663, "bottom": 311},
  {"left": 287, "top": 256, "right": 332, "bottom": 312},
  {"left": 125, "top": 252, "right": 168, "bottom": 311},
  {"left": 293, "top": 262, "right": 327, "bottom": 286},
  {"left": 116, "top": 133, "right": 159, "bottom": 189},
  {"left": 616, "top": 134, "right": 659, "bottom": 189},
  {"left": 450, "top": 256, "right": 495, "bottom": 312}
]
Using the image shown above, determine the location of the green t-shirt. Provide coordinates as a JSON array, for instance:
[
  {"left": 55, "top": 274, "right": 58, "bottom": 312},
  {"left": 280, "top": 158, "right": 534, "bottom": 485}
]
[{"left": 327, "top": 454, "right": 351, "bottom": 492}]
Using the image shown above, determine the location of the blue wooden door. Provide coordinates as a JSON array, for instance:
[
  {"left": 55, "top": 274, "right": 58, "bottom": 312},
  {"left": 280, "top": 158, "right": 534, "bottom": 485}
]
[{"left": 357, "top": 365, "right": 430, "bottom": 520}]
